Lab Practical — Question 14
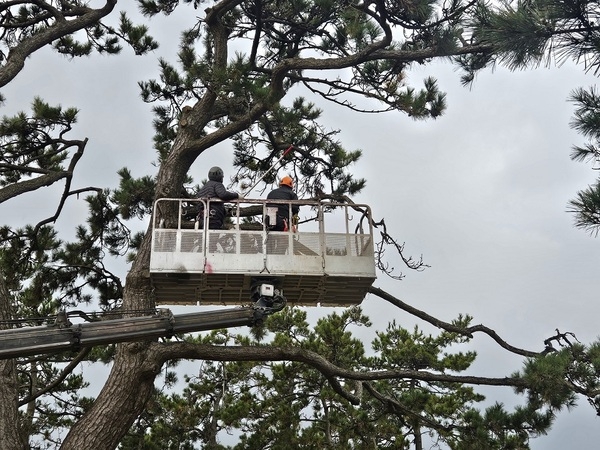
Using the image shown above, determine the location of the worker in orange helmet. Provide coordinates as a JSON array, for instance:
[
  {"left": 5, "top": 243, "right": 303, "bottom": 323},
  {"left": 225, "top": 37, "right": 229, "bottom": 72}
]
[{"left": 266, "top": 176, "right": 299, "bottom": 232}]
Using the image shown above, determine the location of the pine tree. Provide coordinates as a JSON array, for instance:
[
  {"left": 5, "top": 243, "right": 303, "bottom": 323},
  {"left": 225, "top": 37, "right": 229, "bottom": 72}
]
[{"left": 2, "top": 1, "right": 600, "bottom": 449}]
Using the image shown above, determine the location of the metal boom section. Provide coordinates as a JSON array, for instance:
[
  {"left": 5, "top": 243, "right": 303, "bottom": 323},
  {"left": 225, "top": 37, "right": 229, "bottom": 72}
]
[{"left": 0, "top": 302, "right": 284, "bottom": 360}]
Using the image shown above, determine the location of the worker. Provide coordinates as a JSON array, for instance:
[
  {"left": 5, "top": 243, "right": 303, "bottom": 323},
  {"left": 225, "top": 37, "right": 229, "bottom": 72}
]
[
  {"left": 266, "top": 176, "right": 299, "bottom": 231},
  {"left": 197, "top": 166, "right": 240, "bottom": 229},
  {"left": 265, "top": 176, "right": 299, "bottom": 255}
]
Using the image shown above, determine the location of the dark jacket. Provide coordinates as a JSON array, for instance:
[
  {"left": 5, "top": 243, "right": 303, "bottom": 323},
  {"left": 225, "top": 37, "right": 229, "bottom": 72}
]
[
  {"left": 197, "top": 180, "right": 239, "bottom": 229},
  {"left": 266, "top": 185, "right": 299, "bottom": 231}
]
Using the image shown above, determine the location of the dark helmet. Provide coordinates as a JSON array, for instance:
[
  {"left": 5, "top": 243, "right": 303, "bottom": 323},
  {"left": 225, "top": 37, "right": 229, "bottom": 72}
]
[{"left": 208, "top": 166, "right": 224, "bottom": 182}]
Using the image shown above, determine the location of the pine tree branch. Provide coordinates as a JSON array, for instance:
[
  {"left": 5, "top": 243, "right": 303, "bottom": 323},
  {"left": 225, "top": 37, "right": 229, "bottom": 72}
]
[
  {"left": 368, "top": 285, "right": 540, "bottom": 358},
  {"left": 149, "top": 342, "right": 531, "bottom": 390},
  {"left": 363, "top": 381, "right": 452, "bottom": 433},
  {"left": 17, "top": 348, "right": 91, "bottom": 407},
  {"left": 0, "top": 1, "right": 117, "bottom": 87}
]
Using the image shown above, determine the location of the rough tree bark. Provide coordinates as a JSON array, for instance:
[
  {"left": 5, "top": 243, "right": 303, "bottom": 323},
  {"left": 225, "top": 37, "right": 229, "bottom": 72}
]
[{"left": 0, "top": 273, "right": 25, "bottom": 450}]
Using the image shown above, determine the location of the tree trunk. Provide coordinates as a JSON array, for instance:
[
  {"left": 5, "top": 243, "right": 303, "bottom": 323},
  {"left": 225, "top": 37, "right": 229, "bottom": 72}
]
[
  {"left": 61, "top": 249, "right": 162, "bottom": 449},
  {"left": 60, "top": 119, "right": 201, "bottom": 448},
  {"left": 0, "top": 272, "right": 27, "bottom": 449},
  {"left": 61, "top": 345, "right": 160, "bottom": 449}
]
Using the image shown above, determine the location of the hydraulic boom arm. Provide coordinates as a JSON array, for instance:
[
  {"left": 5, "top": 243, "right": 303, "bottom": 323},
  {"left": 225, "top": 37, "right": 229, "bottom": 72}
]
[{"left": 0, "top": 282, "right": 286, "bottom": 360}]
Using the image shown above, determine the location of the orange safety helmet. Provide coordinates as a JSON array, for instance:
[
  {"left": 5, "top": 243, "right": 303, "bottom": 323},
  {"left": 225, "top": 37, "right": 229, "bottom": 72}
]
[{"left": 280, "top": 176, "right": 294, "bottom": 188}]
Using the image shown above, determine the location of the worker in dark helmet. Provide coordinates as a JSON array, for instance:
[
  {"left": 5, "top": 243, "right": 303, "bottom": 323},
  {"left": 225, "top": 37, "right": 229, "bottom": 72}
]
[
  {"left": 266, "top": 175, "right": 299, "bottom": 232},
  {"left": 197, "top": 166, "right": 240, "bottom": 229}
]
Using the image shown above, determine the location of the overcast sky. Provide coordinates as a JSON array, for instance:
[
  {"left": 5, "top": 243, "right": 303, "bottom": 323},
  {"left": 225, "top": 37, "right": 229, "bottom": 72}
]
[{"left": 2, "top": 6, "right": 600, "bottom": 449}]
